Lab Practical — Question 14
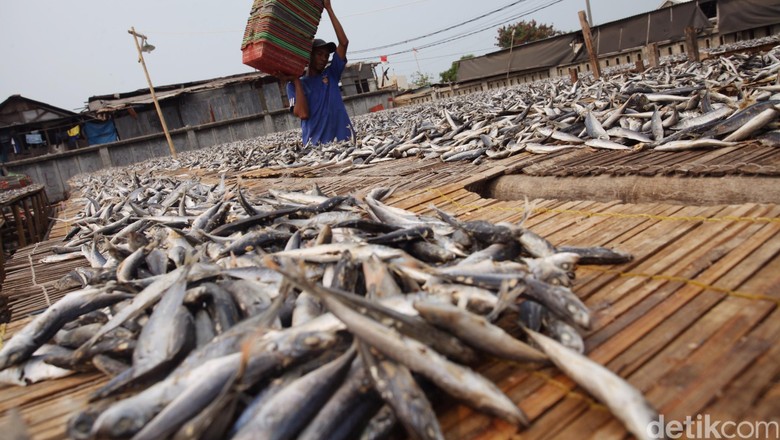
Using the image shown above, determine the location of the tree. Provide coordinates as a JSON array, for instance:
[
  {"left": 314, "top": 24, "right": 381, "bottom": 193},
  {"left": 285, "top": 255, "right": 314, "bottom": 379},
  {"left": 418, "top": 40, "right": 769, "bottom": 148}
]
[
  {"left": 496, "top": 20, "right": 561, "bottom": 49},
  {"left": 410, "top": 71, "right": 432, "bottom": 88},
  {"left": 440, "top": 54, "right": 474, "bottom": 83}
]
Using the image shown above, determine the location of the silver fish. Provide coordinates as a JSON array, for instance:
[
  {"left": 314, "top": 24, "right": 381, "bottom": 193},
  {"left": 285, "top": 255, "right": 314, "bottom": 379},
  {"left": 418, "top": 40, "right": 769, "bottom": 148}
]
[{"left": 523, "top": 328, "right": 662, "bottom": 440}]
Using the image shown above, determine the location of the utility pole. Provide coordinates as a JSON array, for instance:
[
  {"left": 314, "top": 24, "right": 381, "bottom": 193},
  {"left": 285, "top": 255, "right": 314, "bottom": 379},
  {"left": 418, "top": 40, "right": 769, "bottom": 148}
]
[
  {"left": 128, "top": 27, "right": 178, "bottom": 159},
  {"left": 506, "top": 27, "right": 516, "bottom": 82},
  {"left": 578, "top": 10, "right": 601, "bottom": 80},
  {"left": 585, "top": 0, "right": 594, "bottom": 27}
]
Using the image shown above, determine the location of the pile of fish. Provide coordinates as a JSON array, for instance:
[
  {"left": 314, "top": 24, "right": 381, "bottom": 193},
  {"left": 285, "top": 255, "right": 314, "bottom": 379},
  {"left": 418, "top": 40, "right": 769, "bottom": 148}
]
[
  {"left": 0, "top": 171, "right": 663, "bottom": 439},
  {"left": 123, "top": 41, "right": 780, "bottom": 176}
]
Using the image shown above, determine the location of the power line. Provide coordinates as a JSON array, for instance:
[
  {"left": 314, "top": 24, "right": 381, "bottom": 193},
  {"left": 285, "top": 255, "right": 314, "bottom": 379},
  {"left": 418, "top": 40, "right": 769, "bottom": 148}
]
[
  {"left": 349, "top": 0, "right": 534, "bottom": 54},
  {"left": 351, "top": 0, "right": 565, "bottom": 61},
  {"left": 341, "top": 0, "right": 435, "bottom": 18}
]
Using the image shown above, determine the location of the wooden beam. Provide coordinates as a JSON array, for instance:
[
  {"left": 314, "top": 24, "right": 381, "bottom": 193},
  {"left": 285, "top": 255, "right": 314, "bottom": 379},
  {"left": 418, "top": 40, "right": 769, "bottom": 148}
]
[
  {"left": 685, "top": 27, "right": 701, "bottom": 62},
  {"left": 645, "top": 42, "right": 660, "bottom": 68},
  {"left": 578, "top": 10, "right": 601, "bottom": 80},
  {"left": 569, "top": 67, "right": 579, "bottom": 84}
]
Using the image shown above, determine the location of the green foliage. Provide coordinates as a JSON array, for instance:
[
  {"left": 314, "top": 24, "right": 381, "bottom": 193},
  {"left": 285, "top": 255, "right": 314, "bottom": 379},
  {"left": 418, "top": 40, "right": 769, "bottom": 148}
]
[
  {"left": 440, "top": 54, "right": 474, "bottom": 83},
  {"left": 496, "top": 20, "right": 561, "bottom": 49},
  {"left": 410, "top": 71, "right": 432, "bottom": 88}
]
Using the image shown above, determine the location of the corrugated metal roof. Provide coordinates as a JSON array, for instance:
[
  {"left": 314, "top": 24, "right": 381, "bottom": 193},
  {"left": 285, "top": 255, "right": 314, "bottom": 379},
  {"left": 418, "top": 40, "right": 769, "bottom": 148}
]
[{"left": 87, "top": 71, "right": 271, "bottom": 113}]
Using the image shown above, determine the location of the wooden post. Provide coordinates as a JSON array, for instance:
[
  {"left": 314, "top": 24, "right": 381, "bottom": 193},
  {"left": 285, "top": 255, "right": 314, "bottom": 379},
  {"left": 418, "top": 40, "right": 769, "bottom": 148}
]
[
  {"left": 634, "top": 59, "right": 645, "bottom": 73},
  {"left": 22, "top": 198, "right": 38, "bottom": 242},
  {"left": 578, "top": 10, "right": 601, "bottom": 80},
  {"left": 129, "top": 27, "right": 178, "bottom": 159},
  {"left": 685, "top": 27, "right": 701, "bottom": 62},
  {"left": 569, "top": 67, "right": 579, "bottom": 84},
  {"left": 645, "top": 42, "right": 660, "bottom": 68},
  {"left": 11, "top": 204, "right": 26, "bottom": 248}
]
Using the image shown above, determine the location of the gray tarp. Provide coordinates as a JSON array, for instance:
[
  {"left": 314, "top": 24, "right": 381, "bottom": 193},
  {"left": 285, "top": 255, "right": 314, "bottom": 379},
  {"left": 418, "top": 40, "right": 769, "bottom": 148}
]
[
  {"left": 595, "top": 2, "right": 710, "bottom": 54},
  {"left": 718, "top": 0, "right": 780, "bottom": 34},
  {"left": 457, "top": 36, "right": 581, "bottom": 82},
  {"left": 456, "top": 0, "right": 713, "bottom": 82}
]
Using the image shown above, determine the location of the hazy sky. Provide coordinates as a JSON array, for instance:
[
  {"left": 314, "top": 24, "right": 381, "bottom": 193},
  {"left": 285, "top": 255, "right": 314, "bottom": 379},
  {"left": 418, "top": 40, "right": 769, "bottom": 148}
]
[{"left": 0, "top": 0, "right": 659, "bottom": 112}]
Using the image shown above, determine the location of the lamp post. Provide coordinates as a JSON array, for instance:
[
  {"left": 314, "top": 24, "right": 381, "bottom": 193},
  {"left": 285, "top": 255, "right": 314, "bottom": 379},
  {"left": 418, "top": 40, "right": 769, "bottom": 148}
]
[{"left": 128, "top": 27, "right": 177, "bottom": 159}]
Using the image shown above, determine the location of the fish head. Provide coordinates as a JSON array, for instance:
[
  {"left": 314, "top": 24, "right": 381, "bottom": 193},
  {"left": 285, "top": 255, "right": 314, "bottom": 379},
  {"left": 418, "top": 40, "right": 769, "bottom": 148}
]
[
  {"left": 0, "top": 347, "right": 28, "bottom": 371},
  {"left": 91, "top": 405, "right": 148, "bottom": 439},
  {"left": 546, "top": 320, "right": 585, "bottom": 354},
  {"left": 565, "top": 300, "right": 592, "bottom": 331}
]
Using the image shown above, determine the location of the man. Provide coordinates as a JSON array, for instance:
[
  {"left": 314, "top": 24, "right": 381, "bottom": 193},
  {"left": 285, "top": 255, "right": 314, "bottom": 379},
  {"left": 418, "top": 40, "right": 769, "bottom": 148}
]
[{"left": 285, "top": 0, "right": 354, "bottom": 146}]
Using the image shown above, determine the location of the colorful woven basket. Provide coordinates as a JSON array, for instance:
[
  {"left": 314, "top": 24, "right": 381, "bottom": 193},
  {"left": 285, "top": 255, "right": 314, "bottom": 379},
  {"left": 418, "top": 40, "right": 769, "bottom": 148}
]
[{"left": 242, "top": 0, "right": 324, "bottom": 76}]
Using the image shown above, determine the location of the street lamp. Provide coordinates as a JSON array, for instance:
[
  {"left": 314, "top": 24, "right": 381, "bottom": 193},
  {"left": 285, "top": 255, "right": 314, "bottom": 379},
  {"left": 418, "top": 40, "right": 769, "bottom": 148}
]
[{"left": 128, "top": 27, "right": 177, "bottom": 159}]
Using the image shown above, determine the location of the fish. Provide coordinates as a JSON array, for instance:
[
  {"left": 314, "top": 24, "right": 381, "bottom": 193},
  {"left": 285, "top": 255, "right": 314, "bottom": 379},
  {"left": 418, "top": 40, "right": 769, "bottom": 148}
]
[
  {"left": 296, "top": 357, "right": 383, "bottom": 440},
  {"left": 74, "top": 266, "right": 190, "bottom": 359},
  {"left": 584, "top": 111, "right": 610, "bottom": 140},
  {"left": 231, "top": 346, "right": 356, "bottom": 440},
  {"left": 357, "top": 341, "right": 444, "bottom": 440},
  {"left": 413, "top": 299, "right": 548, "bottom": 364},
  {"left": 266, "top": 257, "right": 529, "bottom": 427},
  {"left": 523, "top": 328, "right": 661, "bottom": 440},
  {"left": 653, "top": 138, "right": 738, "bottom": 152},
  {"left": 585, "top": 138, "right": 632, "bottom": 150},
  {"left": 0, "top": 286, "right": 131, "bottom": 370}
]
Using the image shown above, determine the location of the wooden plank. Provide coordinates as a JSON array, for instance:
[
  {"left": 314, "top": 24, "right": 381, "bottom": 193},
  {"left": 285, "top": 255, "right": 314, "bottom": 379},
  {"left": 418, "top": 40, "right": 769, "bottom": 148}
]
[
  {"left": 645, "top": 236, "right": 780, "bottom": 417},
  {"left": 573, "top": 204, "right": 724, "bottom": 299},
  {"left": 594, "top": 215, "right": 780, "bottom": 379},
  {"left": 582, "top": 204, "right": 768, "bottom": 330},
  {"left": 702, "top": 307, "right": 780, "bottom": 422}
]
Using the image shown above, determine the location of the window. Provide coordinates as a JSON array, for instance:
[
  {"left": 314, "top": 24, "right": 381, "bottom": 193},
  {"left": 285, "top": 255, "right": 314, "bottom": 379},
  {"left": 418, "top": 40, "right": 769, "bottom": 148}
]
[{"left": 354, "top": 79, "right": 370, "bottom": 94}]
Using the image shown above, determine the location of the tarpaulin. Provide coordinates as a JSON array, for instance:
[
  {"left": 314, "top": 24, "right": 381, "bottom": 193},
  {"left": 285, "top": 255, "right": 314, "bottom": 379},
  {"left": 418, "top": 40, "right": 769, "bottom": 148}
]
[
  {"left": 595, "top": 1, "right": 710, "bottom": 54},
  {"left": 718, "top": 0, "right": 780, "bottom": 34},
  {"left": 457, "top": 36, "right": 582, "bottom": 82},
  {"left": 84, "top": 120, "right": 119, "bottom": 145},
  {"left": 455, "top": 1, "right": 712, "bottom": 82}
]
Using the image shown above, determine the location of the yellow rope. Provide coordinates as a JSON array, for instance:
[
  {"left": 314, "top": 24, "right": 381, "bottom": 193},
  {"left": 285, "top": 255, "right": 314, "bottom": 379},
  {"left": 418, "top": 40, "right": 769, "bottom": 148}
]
[
  {"left": 531, "top": 371, "right": 607, "bottom": 412},
  {"left": 581, "top": 267, "right": 780, "bottom": 305},
  {"left": 425, "top": 188, "right": 780, "bottom": 224}
]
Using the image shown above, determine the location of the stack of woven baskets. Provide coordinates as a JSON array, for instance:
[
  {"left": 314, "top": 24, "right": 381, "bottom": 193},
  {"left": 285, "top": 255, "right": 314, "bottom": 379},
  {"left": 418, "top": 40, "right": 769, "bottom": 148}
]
[{"left": 241, "top": 0, "right": 324, "bottom": 76}]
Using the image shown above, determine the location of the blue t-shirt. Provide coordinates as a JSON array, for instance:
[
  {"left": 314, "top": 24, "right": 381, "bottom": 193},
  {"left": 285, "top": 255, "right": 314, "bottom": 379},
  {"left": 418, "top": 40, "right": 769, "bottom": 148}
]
[{"left": 287, "top": 52, "right": 354, "bottom": 145}]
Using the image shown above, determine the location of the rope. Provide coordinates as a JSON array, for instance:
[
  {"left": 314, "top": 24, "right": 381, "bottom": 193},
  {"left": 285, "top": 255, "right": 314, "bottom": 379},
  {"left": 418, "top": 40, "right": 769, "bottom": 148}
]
[
  {"left": 581, "top": 267, "right": 780, "bottom": 305},
  {"left": 27, "top": 242, "right": 52, "bottom": 307},
  {"left": 530, "top": 371, "right": 607, "bottom": 412},
  {"left": 427, "top": 188, "right": 780, "bottom": 224}
]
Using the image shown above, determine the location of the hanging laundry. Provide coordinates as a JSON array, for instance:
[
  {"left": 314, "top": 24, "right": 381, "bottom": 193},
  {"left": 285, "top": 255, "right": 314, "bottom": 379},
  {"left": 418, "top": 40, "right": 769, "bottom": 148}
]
[
  {"left": 25, "top": 132, "right": 44, "bottom": 145},
  {"left": 67, "top": 125, "right": 81, "bottom": 137}
]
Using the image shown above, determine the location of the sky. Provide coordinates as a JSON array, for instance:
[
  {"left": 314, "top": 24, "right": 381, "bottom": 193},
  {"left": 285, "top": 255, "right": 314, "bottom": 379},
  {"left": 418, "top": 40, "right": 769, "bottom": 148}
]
[{"left": 0, "top": 0, "right": 660, "bottom": 112}]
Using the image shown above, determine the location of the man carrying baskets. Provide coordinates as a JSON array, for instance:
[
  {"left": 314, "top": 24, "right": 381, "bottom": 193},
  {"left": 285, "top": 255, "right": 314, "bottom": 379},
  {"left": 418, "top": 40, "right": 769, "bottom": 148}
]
[{"left": 285, "top": 0, "right": 354, "bottom": 146}]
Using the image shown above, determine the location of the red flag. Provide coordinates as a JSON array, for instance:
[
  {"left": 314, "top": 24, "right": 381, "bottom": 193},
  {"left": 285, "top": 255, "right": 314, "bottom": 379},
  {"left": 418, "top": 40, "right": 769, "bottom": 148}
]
[{"left": 380, "top": 55, "right": 388, "bottom": 63}]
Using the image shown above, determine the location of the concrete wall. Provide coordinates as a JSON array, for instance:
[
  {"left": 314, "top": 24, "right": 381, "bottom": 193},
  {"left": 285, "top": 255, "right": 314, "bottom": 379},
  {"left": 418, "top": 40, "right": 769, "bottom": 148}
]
[{"left": 4, "top": 89, "right": 395, "bottom": 203}]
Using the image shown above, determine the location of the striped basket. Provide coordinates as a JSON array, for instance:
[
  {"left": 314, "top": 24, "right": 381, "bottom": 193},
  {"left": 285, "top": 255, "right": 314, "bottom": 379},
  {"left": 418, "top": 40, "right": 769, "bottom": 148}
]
[{"left": 241, "top": 0, "right": 324, "bottom": 76}]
